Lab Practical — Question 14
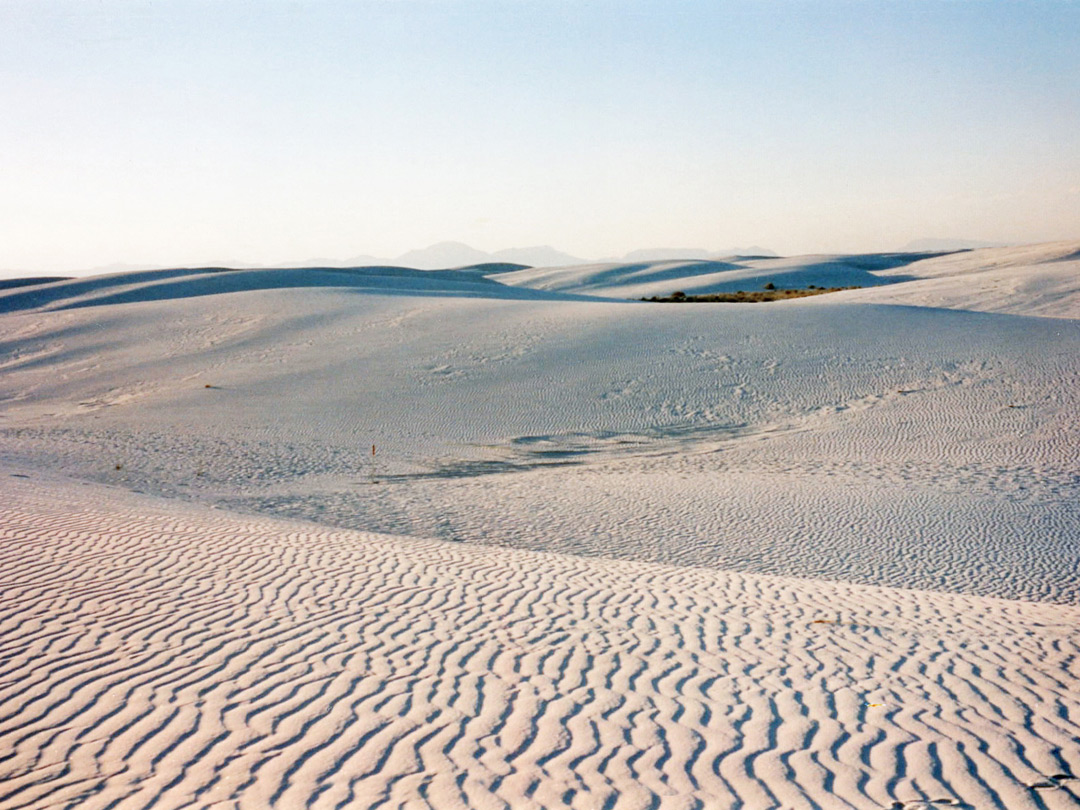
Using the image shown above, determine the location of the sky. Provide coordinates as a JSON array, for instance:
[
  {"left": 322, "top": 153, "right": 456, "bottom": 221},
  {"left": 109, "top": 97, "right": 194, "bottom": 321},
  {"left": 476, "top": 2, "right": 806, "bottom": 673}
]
[{"left": 1, "top": 0, "right": 1079, "bottom": 276}]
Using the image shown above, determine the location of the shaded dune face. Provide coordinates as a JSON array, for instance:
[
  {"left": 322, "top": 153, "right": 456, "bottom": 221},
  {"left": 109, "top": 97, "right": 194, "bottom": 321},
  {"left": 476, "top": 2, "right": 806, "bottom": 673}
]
[
  {"left": 496, "top": 241, "right": 1080, "bottom": 317},
  {"left": 1, "top": 476, "right": 1078, "bottom": 810},
  {"left": 0, "top": 242, "right": 1079, "bottom": 809},
  {"left": 0, "top": 265, "right": 598, "bottom": 315}
]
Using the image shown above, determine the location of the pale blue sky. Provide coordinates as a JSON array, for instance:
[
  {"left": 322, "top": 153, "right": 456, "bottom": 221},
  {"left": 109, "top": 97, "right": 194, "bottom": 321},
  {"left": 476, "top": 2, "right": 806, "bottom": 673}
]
[{"left": 2, "top": 0, "right": 1078, "bottom": 274}]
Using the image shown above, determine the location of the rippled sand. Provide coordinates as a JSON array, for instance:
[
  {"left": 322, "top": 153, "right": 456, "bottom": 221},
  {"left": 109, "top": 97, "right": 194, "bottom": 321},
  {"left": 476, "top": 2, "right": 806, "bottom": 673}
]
[{"left": 2, "top": 243, "right": 1078, "bottom": 808}]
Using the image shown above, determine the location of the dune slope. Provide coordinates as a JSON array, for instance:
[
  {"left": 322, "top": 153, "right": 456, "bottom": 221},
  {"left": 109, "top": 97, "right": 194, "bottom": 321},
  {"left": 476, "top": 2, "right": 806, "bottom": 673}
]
[
  {"left": 1, "top": 244, "right": 1079, "bottom": 809},
  {"left": 1, "top": 252, "right": 1077, "bottom": 601},
  {"left": 2, "top": 473, "right": 1078, "bottom": 810},
  {"left": 497, "top": 241, "right": 1080, "bottom": 318}
]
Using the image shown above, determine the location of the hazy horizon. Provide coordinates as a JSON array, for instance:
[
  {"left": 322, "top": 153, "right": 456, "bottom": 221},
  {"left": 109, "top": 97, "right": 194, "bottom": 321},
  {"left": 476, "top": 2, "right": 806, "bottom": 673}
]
[
  {"left": 0, "top": 237, "right": 1028, "bottom": 280},
  {"left": 2, "top": 0, "right": 1078, "bottom": 276}
]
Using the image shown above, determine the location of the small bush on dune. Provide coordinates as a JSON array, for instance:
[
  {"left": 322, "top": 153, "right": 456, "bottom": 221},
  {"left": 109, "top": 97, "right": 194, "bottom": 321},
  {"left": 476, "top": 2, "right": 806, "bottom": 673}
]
[{"left": 641, "top": 285, "right": 862, "bottom": 304}]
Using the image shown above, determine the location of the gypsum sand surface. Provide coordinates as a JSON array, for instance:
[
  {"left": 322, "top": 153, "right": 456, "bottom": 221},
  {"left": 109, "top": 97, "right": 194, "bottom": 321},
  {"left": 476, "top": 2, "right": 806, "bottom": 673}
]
[
  {"left": 1, "top": 245, "right": 1078, "bottom": 602},
  {"left": 1, "top": 242, "right": 1079, "bottom": 809},
  {"left": 1, "top": 471, "right": 1078, "bottom": 810}
]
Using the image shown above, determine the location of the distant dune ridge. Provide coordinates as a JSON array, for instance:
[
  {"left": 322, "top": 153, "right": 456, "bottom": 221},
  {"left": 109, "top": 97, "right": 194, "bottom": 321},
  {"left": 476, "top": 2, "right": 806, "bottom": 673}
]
[
  {"left": 280, "top": 243, "right": 779, "bottom": 272},
  {"left": 4, "top": 242, "right": 786, "bottom": 280},
  {"left": 4, "top": 239, "right": 1029, "bottom": 280},
  {"left": 1, "top": 241, "right": 1079, "bottom": 808},
  {"left": 898, "top": 237, "right": 1009, "bottom": 252}
]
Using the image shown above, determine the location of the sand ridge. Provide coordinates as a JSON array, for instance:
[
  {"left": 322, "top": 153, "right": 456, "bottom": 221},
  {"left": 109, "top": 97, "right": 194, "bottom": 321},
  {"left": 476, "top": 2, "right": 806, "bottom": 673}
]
[
  {"left": 1, "top": 249, "right": 1077, "bottom": 601},
  {"left": 2, "top": 473, "right": 1079, "bottom": 810},
  {"left": 497, "top": 241, "right": 1080, "bottom": 318},
  {"left": 1, "top": 244, "right": 1079, "bottom": 808}
]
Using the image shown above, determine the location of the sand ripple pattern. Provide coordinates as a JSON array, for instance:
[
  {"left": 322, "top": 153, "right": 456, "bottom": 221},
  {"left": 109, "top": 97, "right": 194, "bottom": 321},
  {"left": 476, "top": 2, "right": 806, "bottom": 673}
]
[{"left": 2, "top": 475, "right": 1079, "bottom": 810}]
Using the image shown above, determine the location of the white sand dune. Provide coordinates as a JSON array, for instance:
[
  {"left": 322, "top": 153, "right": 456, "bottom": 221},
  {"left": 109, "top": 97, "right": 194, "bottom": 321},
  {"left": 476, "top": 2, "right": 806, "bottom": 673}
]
[
  {"left": 839, "top": 242, "right": 1080, "bottom": 319},
  {"left": 0, "top": 265, "right": 595, "bottom": 315},
  {"left": 494, "top": 253, "right": 938, "bottom": 300},
  {"left": 497, "top": 241, "right": 1080, "bottom": 318},
  {"left": 1, "top": 243, "right": 1079, "bottom": 808},
  {"left": 1, "top": 247, "right": 1077, "bottom": 599},
  {"left": 2, "top": 472, "right": 1079, "bottom": 810}
]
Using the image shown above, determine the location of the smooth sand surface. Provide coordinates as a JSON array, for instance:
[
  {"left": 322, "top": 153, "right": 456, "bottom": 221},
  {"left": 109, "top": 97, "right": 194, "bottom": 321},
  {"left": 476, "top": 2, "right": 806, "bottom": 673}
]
[{"left": 1, "top": 243, "right": 1078, "bottom": 808}]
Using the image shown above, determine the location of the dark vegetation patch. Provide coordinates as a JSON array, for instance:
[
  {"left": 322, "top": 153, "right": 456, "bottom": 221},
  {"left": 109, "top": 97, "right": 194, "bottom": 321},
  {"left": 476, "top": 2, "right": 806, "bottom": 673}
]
[{"left": 642, "top": 285, "right": 863, "bottom": 303}]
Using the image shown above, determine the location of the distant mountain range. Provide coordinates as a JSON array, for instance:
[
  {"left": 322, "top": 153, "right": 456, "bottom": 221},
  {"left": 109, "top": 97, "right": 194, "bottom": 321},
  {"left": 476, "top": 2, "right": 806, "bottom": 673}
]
[
  {"left": 389, "top": 243, "right": 588, "bottom": 270},
  {"left": 22, "top": 239, "right": 1018, "bottom": 282},
  {"left": 279, "top": 242, "right": 780, "bottom": 270}
]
